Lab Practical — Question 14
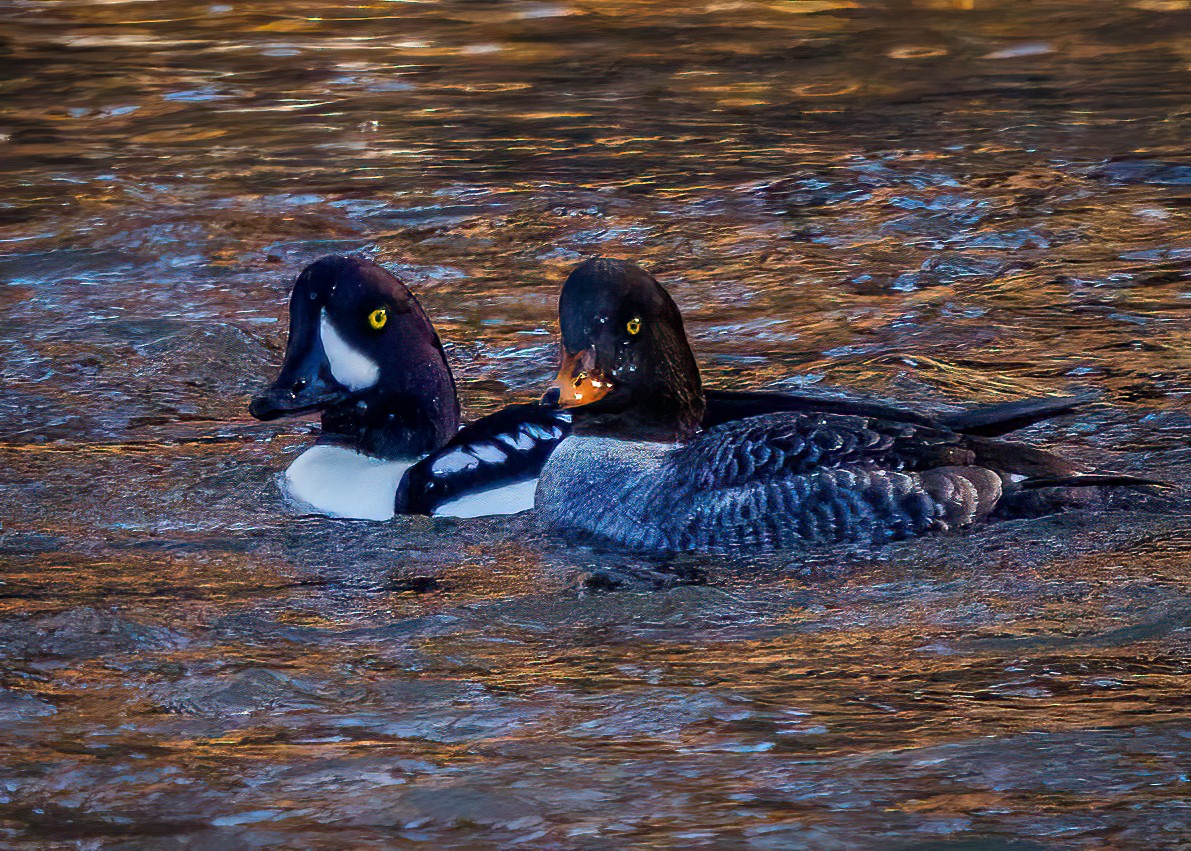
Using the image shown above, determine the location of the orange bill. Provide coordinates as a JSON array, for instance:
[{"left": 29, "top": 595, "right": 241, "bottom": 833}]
[{"left": 552, "top": 348, "right": 614, "bottom": 408}]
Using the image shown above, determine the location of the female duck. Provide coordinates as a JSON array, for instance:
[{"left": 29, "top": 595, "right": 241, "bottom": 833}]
[{"left": 535, "top": 259, "right": 1154, "bottom": 552}]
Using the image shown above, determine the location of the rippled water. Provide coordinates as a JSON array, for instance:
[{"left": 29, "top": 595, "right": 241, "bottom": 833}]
[{"left": 1, "top": 0, "right": 1189, "bottom": 846}]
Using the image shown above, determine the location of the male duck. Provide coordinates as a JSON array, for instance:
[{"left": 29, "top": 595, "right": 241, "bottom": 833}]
[
  {"left": 535, "top": 258, "right": 1157, "bottom": 552},
  {"left": 250, "top": 255, "right": 1095, "bottom": 521},
  {"left": 249, "top": 255, "right": 565, "bottom": 519}
]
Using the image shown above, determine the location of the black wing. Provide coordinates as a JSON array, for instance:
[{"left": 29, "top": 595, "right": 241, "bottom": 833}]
[
  {"left": 397, "top": 403, "right": 570, "bottom": 515},
  {"left": 703, "top": 388, "right": 938, "bottom": 429},
  {"left": 622, "top": 412, "right": 1008, "bottom": 551},
  {"left": 702, "top": 388, "right": 1093, "bottom": 437},
  {"left": 671, "top": 412, "right": 975, "bottom": 492}
]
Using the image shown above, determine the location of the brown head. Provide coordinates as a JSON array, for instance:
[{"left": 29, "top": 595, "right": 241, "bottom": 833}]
[{"left": 544, "top": 258, "right": 704, "bottom": 442}]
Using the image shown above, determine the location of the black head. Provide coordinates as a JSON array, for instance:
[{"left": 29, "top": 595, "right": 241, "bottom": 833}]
[
  {"left": 249, "top": 255, "right": 460, "bottom": 459},
  {"left": 545, "top": 258, "right": 704, "bottom": 441}
]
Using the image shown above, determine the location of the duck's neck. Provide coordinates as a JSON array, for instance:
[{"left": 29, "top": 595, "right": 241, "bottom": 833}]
[
  {"left": 572, "top": 341, "right": 705, "bottom": 443},
  {"left": 320, "top": 386, "right": 459, "bottom": 460},
  {"left": 570, "top": 409, "right": 698, "bottom": 444}
]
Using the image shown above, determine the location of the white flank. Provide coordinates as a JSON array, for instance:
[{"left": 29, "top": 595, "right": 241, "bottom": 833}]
[
  {"left": 319, "top": 310, "right": 380, "bottom": 391},
  {"left": 433, "top": 478, "right": 539, "bottom": 518},
  {"left": 284, "top": 444, "right": 410, "bottom": 521}
]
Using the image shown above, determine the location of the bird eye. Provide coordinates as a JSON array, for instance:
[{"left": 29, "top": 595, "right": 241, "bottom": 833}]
[
  {"left": 368, "top": 307, "right": 388, "bottom": 330},
  {"left": 626, "top": 317, "right": 642, "bottom": 336}
]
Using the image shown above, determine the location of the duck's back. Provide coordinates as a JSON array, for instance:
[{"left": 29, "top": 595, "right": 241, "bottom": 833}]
[{"left": 537, "top": 412, "right": 1022, "bottom": 552}]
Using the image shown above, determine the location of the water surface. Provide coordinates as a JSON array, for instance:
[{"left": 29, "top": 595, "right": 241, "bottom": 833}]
[{"left": 0, "top": 0, "right": 1189, "bottom": 846}]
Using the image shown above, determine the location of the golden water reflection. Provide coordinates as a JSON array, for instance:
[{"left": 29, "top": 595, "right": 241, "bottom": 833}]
[{"left": 0, "top": 0, "right": 1188, "bottom": 845}]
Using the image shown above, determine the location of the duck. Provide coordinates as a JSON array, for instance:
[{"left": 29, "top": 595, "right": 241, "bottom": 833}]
[
  {"left": 534, "top": 257, "right": 1159, "bottom": 552},
  {"left": 250, "top": 255, "right": 1096, "bottom": 521},
  {"left": 249, "top": 254, "right": 570, "bottom": 520}
]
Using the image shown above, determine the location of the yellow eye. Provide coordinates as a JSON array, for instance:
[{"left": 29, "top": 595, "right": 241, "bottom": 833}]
[
  {"left": 368, "top": 308, "right": 388, "bottom": 330},
  {"left": 626, "top": 317, "right": 642, "bottom": 336}
]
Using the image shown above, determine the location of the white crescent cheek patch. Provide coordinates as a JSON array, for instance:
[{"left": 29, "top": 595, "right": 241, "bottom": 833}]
[{"left": 320, "top": 310, "right": 380, "bottom": 391}]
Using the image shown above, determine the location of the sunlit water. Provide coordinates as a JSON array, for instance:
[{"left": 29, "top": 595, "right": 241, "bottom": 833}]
[{"left": 1, "top": 0, "right": 1189, "bottom": 846}]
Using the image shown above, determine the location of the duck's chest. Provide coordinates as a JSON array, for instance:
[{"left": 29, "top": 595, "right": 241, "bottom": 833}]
[
  {"left": 283, "top": 444, "right": 412, "bottom": 521},
  {"left": 535, "top": 436, "right": 672, "bottom": 524}
]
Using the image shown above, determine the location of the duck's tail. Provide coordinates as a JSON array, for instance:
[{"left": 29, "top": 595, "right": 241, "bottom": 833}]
[
  {"left": 942, "top": 391, "right": 1098, "bottom": 437},
  {"left": 966, "top": 435, "right": 1170, "bottom": 520},
  {"left": 1020, "top": 473, "right": 1170, "bottom": 491},
  {"left": 967, "top": 437, "right": 1082, "bottom": 479},
  {"left": 994, "top": 473, "right": 1173, "bottom": 520},
  {"left": 967, "top": 434, "right": 1169, "bottom": 491}
]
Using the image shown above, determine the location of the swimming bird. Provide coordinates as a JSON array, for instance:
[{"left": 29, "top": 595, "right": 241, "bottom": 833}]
[
  {"left": 249, "top": 255, "right": 568, "bottom": 519},
  {"left": 250, "top": 255, "right": 1096, "bottom": 521},
  {"left": 534, "top": 258, "right": 1157, "bottom": 552}
]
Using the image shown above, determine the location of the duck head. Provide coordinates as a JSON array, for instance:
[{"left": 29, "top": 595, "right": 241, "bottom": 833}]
[
  {"left": 544, "top": 258, "right": 704, "bottom": 442},
  {"left": 250, "top": 255, "right": 461, "bottom": 460}
]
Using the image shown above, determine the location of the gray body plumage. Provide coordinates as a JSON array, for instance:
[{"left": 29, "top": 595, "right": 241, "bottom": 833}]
[{"left": 535, "top": 412, "right": 1010, "bottom": 553}]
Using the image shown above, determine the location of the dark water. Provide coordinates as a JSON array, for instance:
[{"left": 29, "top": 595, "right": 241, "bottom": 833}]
[{"left": 1, "top": 0, "right": 1190, "bottom": 846}]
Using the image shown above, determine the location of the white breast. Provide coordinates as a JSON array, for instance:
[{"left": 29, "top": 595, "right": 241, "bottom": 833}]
[{"left": 283, "top": 444, "right": 411, "bottom": 521}]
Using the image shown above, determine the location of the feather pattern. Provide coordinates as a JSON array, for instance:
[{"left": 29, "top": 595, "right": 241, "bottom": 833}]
[{"left": 536, "top": 413, "right": 1030, "bottom": 553}]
